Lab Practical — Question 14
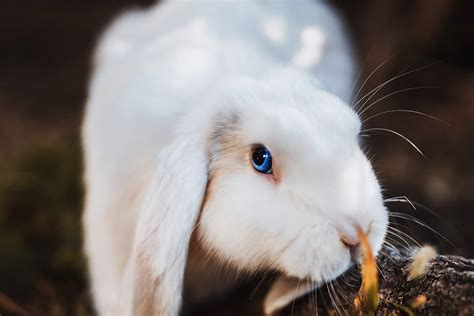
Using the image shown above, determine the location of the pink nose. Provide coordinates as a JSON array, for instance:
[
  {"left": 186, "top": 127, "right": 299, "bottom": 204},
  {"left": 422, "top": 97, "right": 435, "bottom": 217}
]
[
  {"left": 337, "top": 221, "right": 372, "bottom": 247},
  {"left": 340, "top": 234, "right": 361, "bottom": 263},
  {"left": 338, "top": 223, "right": 366, "bottom": 263},
  {"left": 340, "top": 234, "right": 360, "bottom": 248}
]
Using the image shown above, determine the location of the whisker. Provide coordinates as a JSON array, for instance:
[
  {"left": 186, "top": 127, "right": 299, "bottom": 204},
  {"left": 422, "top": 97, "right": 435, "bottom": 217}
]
[
  {"left": 249, "top": 273, "right": 270, "bottom": 299},
  {"left": 388, "top": 226, "right": 421, "bottom": 247},
  {"left": 352, "top": 51, "right": 399, "bottom": 107},
  {"left": 326, "top": 282, "right": 340, "bottom": 316},
  {"left": 314, "top": 286, "right": 319, "bottom": 316},
  {"left": 190, "top": 210, "right": 213, "bottom": 235},
  {"left": 347, "top": 54, "right": 369, "bottom": 105},
  {"left": 329, "top": 281, "right": 345, "bottom": 316},
  {"left": 313, "top": 276, "right": 323, "bottom": 316},
  {"left": 362, "top": 109, "right": 449, "bottom": 125},
  {"left": 362, "top": 127, "right": 425, "bottom": 158},
  {"left": 334, "top": 278, "right": 352, "bottom": 310},
  {"left": 382, "top": 238, "right": 401, "bottom": 252},
  {"left": 353, "top": 60, "right": 441, "bottom": 110},
  {"left": 309, "top": 280, "right": 319, "bottom": 316},
  {"left": 355, "top": 65, "right": 410, "bottom": 113},
  {"left": 378, "top": 249, "right": 397, "bottom": 265},
  {"left": 340, "top": 275, "right": 357, "bottom": 289},
  {"left": 385, "top": 197, "right": 441, "bottom": 218},
  {"left": 384, "top": 235, "right": 411, "bottom": 252},
  {"left": 290, "top": 278, "right": 301, "bottom": 316},
  {"left": 375, "top": 258, "right": 387, "bottom": 282},
  {"left": 358, "top": 86, "right": 438, "bottom": 117},
  {"left": 384, "top": 195, "right": 416, "bottom": 210},
  {"left": 388, "top": 212, "right": 454, "bottom": 247},
  {"left": 382, "top": 240, "right": 401, "bottom": 256},
  {"left": 334, "top": 280, "right": 349, "bottom": 315},
  {"left": 386, "top": 229, "right": 412, "bottom": 248}
]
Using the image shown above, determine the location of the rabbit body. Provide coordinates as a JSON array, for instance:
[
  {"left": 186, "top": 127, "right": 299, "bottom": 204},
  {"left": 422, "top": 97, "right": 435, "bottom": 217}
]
[{"left": 83, "top": 1, "right": 386, "bottom": 315}]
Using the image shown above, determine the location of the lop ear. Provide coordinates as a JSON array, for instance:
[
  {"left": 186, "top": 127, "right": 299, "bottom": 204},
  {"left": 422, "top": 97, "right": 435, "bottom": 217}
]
[
  {"left": 263, "top": 276, "right": 318, "bottom": 315},
  {"left": 125, "top": 136, "right": 208, "bottom": 315}
]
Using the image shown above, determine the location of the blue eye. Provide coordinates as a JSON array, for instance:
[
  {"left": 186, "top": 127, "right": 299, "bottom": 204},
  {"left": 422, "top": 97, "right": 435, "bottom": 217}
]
[{"left": 251, "top": 145, "right": 272, "bottom": 174}]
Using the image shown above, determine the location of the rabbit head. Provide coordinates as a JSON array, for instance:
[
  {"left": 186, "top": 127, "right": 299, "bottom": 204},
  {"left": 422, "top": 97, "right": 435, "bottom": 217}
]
[{"left": 128, "top": 70, "right": 388, "bottom": 315}]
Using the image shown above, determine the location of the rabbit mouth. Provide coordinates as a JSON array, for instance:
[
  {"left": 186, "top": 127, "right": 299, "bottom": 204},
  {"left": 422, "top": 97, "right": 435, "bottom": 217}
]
[{"left": 277, "top": 218, "right": 386, "bottom": 285}]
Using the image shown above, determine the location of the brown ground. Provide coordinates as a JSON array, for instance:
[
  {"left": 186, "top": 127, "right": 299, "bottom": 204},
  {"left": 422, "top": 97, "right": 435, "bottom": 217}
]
[{"left": 0, "top": 0, "right": 473, "bottom": 315}]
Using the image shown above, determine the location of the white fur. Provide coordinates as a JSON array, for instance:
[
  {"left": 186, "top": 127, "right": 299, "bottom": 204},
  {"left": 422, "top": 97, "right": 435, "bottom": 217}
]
[{"left": 82, "top": 1, "right": 387, "bottom": 315}]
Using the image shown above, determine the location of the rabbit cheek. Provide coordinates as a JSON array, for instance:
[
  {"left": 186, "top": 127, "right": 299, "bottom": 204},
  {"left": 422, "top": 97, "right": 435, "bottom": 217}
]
[{"left": 191, "top": 111, "right": 248, "bottom": 253}]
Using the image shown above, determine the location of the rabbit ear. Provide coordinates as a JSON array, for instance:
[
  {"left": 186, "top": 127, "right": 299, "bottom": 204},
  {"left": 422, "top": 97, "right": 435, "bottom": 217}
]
[
  {"left": 264, "top": 276, "right": 318, "bottom": 315},
  {"left": 126, "top": 136, "right": 208, "bottom": 315}
]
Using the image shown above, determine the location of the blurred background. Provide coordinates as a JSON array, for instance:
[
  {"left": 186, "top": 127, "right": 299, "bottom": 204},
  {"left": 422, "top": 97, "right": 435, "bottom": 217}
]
[{"left": 0, "top": 0, "right": 473, "bottom": 315}]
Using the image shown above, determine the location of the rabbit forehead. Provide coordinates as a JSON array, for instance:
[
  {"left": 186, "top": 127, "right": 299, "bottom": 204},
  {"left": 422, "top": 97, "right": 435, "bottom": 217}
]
[
  {"left": 239, "top": 100, "right": 360, "bottom": 166},
  {"left": 205, "top": 91, "right": 362, "bottom": 177}
]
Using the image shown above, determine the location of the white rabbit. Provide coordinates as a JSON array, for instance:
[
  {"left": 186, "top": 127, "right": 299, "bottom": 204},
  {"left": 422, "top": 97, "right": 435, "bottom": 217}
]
[{"left": 82, "top": 1, "right": 388, "bottom": 315}]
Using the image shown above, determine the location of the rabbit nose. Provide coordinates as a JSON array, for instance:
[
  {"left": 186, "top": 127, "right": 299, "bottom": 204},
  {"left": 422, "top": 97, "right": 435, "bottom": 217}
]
[{"left": 339, "top": 234, "right": 361, "bottom": 264}]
